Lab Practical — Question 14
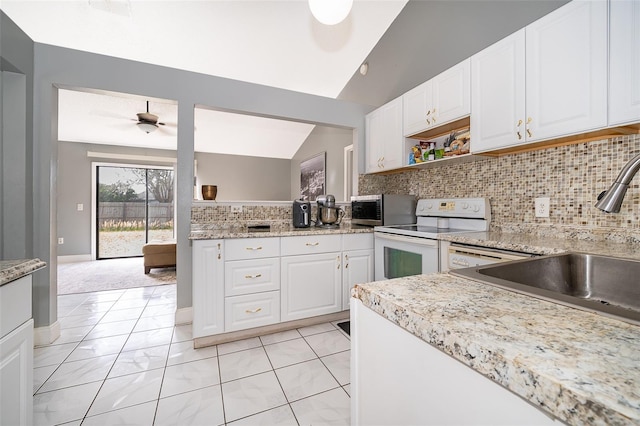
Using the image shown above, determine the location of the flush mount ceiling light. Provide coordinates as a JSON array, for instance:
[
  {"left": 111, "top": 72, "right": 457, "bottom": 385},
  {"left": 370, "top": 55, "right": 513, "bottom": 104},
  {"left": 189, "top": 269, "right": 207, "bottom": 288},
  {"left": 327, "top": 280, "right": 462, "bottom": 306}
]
[{"left": 309, "top": 0, "right": 353, "bottom": 25}]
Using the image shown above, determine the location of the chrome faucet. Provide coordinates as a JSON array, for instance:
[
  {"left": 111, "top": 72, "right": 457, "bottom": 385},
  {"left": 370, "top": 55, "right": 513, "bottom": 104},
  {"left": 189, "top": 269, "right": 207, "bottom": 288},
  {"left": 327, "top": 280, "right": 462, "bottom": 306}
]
[{"left": 596, "top": 153, "right": 640, "bottom": 213}]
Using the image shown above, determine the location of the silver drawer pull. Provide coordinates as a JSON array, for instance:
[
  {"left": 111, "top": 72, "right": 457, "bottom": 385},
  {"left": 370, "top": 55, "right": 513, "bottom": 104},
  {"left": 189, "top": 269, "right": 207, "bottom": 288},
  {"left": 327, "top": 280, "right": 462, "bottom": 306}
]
[
  {"left": 246, "top": 246, "right": 263, "bottom": 251},
  {"left": 451, "top": 258, "right": 470, "bottom": 267},
  {"left": 245, "top": 307, "right": 262, "bottom": 314},
  {"left": 305, "top": 242, "right": 319, "bottom": 246},
  {"left": 245, "top": 274, "right": 262, "bottom": 279}
]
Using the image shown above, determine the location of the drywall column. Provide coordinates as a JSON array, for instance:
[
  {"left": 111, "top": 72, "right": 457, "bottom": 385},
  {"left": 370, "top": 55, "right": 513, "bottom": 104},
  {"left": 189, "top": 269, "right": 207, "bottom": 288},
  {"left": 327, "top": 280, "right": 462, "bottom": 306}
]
[{"left": 176, "top": 103, "right": 194, "bottom": 314}]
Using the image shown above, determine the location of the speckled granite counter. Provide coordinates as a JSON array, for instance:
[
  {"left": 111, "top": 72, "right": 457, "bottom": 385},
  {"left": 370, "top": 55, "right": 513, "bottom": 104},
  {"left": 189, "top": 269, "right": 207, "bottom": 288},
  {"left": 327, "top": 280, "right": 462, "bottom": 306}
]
[
  {"left": 0, "top": 259, "right": 46, "bottom": 286},
  {"left": 189, "top": 223, "right": 373, "bottom": 240},
  {"left": 354, "top": 273, "right": 640, "bottom": 425},
  {"left": 441, "top": 231, "right": 640, "bottom": 260}
]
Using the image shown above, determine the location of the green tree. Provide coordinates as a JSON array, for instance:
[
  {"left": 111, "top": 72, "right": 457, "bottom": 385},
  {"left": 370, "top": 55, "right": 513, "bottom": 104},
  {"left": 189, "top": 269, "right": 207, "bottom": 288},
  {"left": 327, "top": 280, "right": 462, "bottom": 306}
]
[
  {"left": 130, "top": 169, "right": 174, "bottom": 203},
  {"left": 98, "top": 182, "right": 139, "bottom": 202}
]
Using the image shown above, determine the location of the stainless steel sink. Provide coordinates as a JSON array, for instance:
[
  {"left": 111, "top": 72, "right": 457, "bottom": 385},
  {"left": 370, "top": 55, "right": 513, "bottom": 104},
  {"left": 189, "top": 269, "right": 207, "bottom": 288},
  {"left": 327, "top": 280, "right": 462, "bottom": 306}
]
[{"left": 450, "top": 253, "right": 640, "bottom": 325}]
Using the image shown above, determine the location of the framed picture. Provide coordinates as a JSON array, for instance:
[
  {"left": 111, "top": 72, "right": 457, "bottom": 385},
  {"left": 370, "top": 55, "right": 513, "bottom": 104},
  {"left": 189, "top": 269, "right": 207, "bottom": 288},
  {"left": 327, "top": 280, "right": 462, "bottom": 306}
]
[{"left": 300, "top": 152, "right": 326, "bottom": 201}]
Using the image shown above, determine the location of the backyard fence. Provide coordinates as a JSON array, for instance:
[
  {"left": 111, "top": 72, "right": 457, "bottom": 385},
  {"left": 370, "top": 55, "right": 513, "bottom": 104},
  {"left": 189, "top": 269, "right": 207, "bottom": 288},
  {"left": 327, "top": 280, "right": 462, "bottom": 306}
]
[{"left": 98, "top": 202, "right": 174, "bottom": 231}]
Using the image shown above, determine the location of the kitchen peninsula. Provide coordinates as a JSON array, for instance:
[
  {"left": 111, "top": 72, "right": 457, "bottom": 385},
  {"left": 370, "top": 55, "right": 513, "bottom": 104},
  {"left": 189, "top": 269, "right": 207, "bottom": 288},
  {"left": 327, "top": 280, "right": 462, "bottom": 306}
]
[{"left": 351, "top": 233, "right": 640, "bottom": 426}]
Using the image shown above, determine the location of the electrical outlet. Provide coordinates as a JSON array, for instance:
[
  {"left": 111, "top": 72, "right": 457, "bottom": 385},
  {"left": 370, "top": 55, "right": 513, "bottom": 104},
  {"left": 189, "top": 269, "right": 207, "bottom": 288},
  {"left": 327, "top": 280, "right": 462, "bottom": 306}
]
[
  {"left": 535, "top": 197, "right": 550, "bottom": 218},
  {"left": 58, "top": 237, "right": 64, "bottom": 244},
  {"left": 231, "top": 205, "right": 243, "bottom": 213}
]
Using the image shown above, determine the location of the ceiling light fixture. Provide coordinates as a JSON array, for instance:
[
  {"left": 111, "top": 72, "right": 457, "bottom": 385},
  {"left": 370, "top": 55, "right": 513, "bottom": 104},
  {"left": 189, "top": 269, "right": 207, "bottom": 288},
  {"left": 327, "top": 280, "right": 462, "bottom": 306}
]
[
  {"left": 137, "top": 122, "right": 158, "bottom": 134},
  {"left": 309, "top": 0, "right": 353, "bottom": 25},
  {"left": 360, "top": 62, "right": 369, "bottom": 76}
]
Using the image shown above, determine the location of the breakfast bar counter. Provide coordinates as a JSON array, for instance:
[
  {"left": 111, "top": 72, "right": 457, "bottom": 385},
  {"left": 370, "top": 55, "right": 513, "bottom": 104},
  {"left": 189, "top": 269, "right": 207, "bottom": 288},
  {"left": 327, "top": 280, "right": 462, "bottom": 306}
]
[
  {"left": 0, "top": 258, "right": 47, "bottom": 286},
  {"left": 352, "top": 273, "right": 640, "bottom": 425}
]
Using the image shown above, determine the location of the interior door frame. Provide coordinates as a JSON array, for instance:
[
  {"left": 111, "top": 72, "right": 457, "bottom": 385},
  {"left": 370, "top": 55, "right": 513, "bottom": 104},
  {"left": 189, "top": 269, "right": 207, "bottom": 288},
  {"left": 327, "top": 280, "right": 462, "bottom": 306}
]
[{"left": 91, "top": 161, "right": 175, "bottom": 261}]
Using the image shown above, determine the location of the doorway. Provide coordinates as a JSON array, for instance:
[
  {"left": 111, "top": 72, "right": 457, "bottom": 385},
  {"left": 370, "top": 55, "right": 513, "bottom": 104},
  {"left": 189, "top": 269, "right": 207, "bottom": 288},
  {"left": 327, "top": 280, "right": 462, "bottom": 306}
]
[{"left": 96, "top": 165, "right": 174, "bottom": 259}]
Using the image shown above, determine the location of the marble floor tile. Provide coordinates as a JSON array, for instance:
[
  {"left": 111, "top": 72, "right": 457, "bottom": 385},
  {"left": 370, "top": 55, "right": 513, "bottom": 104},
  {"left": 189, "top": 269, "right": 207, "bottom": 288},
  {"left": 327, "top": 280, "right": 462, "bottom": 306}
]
[
  {"left": 83, "top": 290, "right": 125, "bottom": 303},
  {"left": 133, "top": 313, "right": 175, "bottom": 333},
  {"left": 33, "top": 364, "right": 58, "bottom": 394},
  {"left": 84, "top": 319, "right": 137, "bottom": 340},
  {"left": 155, "top": 385, "right": 225, "bottom": 426},
  {"left": 87, "top": 369, "right": 164, "bottom": 416},
  {"left": 291, "top": 387, "right": 351, "bottom": 426},
  {"left": 57, "top": 293, "right": 90, "bottom": 307},
  {"left": 304, "top": 330, "right": 351, "bottom": 357},
  {"left": 219, "top": 347, "right": 272, "bottom": 383},
  {"left": 259, "top": 329, "right": 302, "bottom": 346},
  {"left": 140, "top": 303, "right": 177, "bottom": 317},
  {"left": 68, "top": 301, "right": 115, "bottom": 315},
  {"left": 110, "top": 298, "right": 149, "bottom": 311},
  {"left": 171, "top": 324, "right": 193, "bottom": 343},
  {"left": 263, "top": 337, "right": 317, "bottom": 369},
  {"left": 33, "top": 381, "right": 102, "bottom": 426},
  {"left": 108, "top": 344, "right": 170, "bottom": 378},
  {"left": 65, "top": 334, "right": 128, "bottom": 362},
  {"left": 167, "top": 340, "right": 217, "bottom": 366},
  {"left": 227, "top": 404, "right": 298, "bottom": 426},
  {"left": 81, "top": 401, "right": 157, "bottom": 426},
  {"left": 298, "top": 322, "right": 337, "bottom": 337},
  {"left": 57, "top": 312, "right": 104, "bottom": 329},
  {"left": 160, "top": 357, "right": 221, "bottom": 398},
  {"left": 122, "top": 327, "right": 174, "bottom": 352},
  {"left": 48, "top": 325, "right": 93, "bottom": 345},
  {"left": 98, "top": 306, "right": 144, "bottom": 323},
  {"left": 33, "top": 342, "right": 78, "bottom": 368},
  {"left": 275, "top": 358, "right": 340, "bottom": 402},
  {"left": 321, "top": 350, "right": 351, "bottom": 385},
  {"left": 217, "top": 336, "right": 262, "bottom": 356},
  {"left": 343, "top": 384, "right": 351, "bottom": 396},
  {"left": 221, "top": 371, "right": 288, "bottom": 422},
  {"left": 120, "top": 286, "right": 156, "bottom": 300},
  {"left": 38, "top": 354, "right": 117, "bottom": 393}
]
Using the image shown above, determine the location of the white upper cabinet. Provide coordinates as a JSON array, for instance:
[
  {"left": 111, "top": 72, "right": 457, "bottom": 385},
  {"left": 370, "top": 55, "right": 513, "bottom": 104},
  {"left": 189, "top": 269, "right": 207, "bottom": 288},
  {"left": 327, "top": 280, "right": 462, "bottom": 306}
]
[
  {"left": 609, "top": 0, "right": 640, "bottom": 126},
  {"left": 403, "top": 59, "right": 470, "bottom": 137},
  {"left": 471, "top": 30, "right": 526, "bottom": 151},
  {"left": 472, "top": 0, "right": 608, "bottom": 152},
  {"left": 525, "top": 0, "right": 607, "bottom": 142},
  {"left": 365, "top": 96, "right": 403, "bottom": 173}
]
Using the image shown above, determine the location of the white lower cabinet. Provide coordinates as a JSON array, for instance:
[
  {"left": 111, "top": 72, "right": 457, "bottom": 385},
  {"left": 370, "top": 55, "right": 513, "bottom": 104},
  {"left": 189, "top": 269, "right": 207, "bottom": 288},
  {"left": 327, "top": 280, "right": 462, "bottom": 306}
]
[
  {"left": 351, "top": 300, "right": 558, "bottom": 425},
  {"left": 225, "top": 291, "right": 280, "bottom": 332},
  {"left": 192, "top": 239, "right": 225, "bottom": 338},
  {"left": 342, "top": 233, "right": 374, "bottom": 311},
  {"left": 281, "top": 252, "right": 342, "bottom": 322},
  {"left": 0, "top": 275, "right": 34, "bottom": 426}
]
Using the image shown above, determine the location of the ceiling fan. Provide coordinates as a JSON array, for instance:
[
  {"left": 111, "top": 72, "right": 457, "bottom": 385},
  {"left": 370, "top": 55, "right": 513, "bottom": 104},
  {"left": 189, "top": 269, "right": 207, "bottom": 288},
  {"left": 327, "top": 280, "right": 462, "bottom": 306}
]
[{"left": 135, "top": 101, "right": 168, "bottom": 134}]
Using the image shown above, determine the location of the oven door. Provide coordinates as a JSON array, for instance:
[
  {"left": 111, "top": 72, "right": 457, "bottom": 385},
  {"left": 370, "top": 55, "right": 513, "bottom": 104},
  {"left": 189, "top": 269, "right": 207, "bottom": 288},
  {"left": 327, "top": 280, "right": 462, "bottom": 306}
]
[{"left": 374, "top": 232, "right": 439, "bottom": 281}]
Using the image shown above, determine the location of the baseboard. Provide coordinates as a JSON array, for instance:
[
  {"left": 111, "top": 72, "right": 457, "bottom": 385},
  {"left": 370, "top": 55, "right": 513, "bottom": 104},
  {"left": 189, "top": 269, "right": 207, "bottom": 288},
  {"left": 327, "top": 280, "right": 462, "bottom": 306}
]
[
  {"left": 58, "top": 255, "right": 92, "bottom": 264},
  {"left": 175, "top": 307, "right": 192, "bottom": 325},
  {"left": 34, "top": 320, "right": 61, "bottom": 346}
]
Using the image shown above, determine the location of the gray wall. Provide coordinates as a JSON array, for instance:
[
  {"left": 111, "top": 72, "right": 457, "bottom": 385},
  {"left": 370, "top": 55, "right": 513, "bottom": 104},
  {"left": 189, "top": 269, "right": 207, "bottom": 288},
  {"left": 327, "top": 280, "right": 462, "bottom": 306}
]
[
  {"left": 28, "top": 42, "right": 369, "bottom": 329},
  {"left": 195, "top": 152, "right": 291, "bottom": 201},
  {"left": 290, "top": 125, "right": 353, "bottom": 201},
  {"left": 338, "top": 0, "right": 569, "bottom": 107}
]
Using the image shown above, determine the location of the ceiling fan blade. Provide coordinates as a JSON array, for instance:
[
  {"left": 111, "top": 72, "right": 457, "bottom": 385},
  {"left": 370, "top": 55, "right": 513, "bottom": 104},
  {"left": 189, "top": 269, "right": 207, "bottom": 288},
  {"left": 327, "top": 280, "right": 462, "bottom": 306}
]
[{"left": 157, "top": 125, "right": 176, "bottom": 135}]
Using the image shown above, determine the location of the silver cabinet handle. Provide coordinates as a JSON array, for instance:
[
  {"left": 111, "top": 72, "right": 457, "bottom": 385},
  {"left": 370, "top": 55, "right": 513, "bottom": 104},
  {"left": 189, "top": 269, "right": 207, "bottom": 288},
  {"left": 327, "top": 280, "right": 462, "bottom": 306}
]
[
  {"left": 245, "top": 307, "right": 262, "bottom": 314},
  {"left": 245, "top": 246, "right": 263, "bottom": 251},
  {"left": 305, "top": 242, "right": 319, "bottom": 246},
  {"left": 245, "top": 274, "right": 262, "bottom": 279}
]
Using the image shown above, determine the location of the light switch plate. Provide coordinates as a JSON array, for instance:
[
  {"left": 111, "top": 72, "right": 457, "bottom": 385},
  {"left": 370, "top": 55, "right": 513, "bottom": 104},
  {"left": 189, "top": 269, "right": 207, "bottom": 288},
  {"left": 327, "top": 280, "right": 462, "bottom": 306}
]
[
  {"left": 77, "top": 203, "right": 84, "bottom": 211},
  {"left": 535, "top": 197, "right": 550, "bottom": 218}
]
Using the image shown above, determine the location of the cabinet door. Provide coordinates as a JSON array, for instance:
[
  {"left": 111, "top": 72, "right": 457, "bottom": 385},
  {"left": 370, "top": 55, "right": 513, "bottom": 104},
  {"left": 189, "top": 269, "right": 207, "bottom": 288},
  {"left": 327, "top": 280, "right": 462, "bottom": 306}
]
[
  {"left": 342, "top": 249, "right": 374, "bottom": 311},
  {"left": 609, "top": 0, "right": 640, "bottom": 125},
  {"left": 281, "top": 252, "right": 342, "bottom": 321},
  {"left": 0, "top": 319, "right": 33, "bottom": 426},
  {"left": 192, "top": 240, "right": 225, "bottom": 338},
  {"left": 365, "top": 108, "right": 385, "bottom": 173},
  {"left": 403, "top": 80, "right": 432, "bottom": 136},
  {"left": 432, "top": 59, "right": 471, "bottom": 127},
  {"left": 525, "top": 0, "right": 607, "bottom": 142},
  {"left": 471, "top": 30, "right": 526, "bottom": 152},
  {"left": 366, "top": 97, "right": 403, "bottom": 172}
]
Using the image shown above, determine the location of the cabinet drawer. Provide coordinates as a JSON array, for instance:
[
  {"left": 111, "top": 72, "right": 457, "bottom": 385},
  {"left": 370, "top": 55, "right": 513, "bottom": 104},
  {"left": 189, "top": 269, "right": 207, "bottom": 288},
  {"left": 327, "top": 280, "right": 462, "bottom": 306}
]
[
  {"left": 225, "top": 258, "right": 280, "bottom": 296},
  {"left": 342, "top": 233, "right": 373, "bottom": 251},
  {"left": 281, "top": 234, "right": 341, "bottom": 256},
  {"left": 226, "top": 237, "right": 280, "bottom": 261},
  {"left": 225, "top": 291, "right": 280, "bottom": 332}
]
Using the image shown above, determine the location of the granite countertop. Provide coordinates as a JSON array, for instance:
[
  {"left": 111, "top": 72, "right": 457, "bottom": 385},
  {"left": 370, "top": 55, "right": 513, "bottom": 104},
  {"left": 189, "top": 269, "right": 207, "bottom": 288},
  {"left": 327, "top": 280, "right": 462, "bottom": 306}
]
[
  {"left": 189, "top": 223, "right": 373, "bottom": 240},
  {"left": 0, "top": 259, "right": 47, "bottom": 286},
  {"left": 441, "top": 231, "right": 640, "bottom": 260}
]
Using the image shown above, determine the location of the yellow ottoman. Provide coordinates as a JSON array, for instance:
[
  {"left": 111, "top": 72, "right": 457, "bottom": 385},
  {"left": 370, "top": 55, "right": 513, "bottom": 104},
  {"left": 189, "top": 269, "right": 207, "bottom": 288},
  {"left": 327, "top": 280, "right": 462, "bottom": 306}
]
[{"left": 142, "top": 240, "right": 176, "bottom": 274}]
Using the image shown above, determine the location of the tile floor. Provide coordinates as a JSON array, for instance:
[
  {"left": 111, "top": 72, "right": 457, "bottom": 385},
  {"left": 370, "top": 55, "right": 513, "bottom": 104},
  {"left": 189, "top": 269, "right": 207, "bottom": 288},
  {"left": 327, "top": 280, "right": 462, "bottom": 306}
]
[{"left": 34, "top": 284, "right": 351, "bottom": 425}]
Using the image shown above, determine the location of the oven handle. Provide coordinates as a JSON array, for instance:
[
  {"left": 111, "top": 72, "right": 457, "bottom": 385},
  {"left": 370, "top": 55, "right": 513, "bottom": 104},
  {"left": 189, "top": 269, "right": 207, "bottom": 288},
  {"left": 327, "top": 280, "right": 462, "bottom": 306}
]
[{"left": 374, "top": 232, "right": 438, "bottom": 247}]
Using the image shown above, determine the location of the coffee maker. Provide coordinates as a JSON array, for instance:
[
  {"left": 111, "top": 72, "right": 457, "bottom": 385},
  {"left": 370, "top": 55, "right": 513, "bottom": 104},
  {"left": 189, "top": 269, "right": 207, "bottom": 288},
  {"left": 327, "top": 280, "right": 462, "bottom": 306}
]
[{"left": 315, "top": 195, "right": 344, "bottom": 228}]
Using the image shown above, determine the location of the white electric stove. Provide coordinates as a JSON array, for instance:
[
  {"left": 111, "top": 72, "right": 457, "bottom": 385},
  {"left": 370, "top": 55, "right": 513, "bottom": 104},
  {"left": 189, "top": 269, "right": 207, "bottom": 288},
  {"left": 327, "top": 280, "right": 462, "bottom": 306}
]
[{"left": 373, "top": 198, "right": 490, "bottom": 280}]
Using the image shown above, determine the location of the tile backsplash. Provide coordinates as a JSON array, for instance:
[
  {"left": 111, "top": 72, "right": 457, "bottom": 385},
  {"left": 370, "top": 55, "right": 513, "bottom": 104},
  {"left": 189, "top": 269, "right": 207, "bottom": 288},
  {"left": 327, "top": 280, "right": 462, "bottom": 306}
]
[{"left": 360, "top": 134, "right": 640, "bottom": 242}]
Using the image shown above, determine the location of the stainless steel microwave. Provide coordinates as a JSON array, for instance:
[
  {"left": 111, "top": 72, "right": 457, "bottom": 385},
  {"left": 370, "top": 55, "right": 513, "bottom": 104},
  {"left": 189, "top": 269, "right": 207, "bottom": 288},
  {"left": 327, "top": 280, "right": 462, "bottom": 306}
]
[{"left": 350, "top": 194, "right": 416, "bottom": 227}]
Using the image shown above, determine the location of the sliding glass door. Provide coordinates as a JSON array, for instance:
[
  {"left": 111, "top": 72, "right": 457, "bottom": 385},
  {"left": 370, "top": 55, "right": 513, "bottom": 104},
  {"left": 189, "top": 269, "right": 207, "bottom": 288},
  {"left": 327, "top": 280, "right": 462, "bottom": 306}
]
[{"left": 96, "top": 165, "right": 174, "bottom": 259}]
